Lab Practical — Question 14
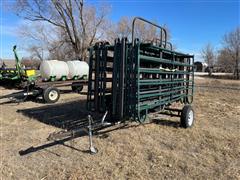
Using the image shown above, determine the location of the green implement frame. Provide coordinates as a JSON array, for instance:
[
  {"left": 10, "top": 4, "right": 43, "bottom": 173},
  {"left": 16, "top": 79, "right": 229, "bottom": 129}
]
[
  {"left": 0, "top": 46, "right": 37, "bottom": 84},
  {"left": 87, "top": 17, "right": 194, "bottom": 124}
]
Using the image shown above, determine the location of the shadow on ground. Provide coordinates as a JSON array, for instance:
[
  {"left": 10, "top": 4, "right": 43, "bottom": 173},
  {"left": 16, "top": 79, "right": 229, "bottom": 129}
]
[
  {"left": 17, "top": 99, "right": 100, "bottom": 155},
  {"left": 18, "top": 136, "right": 91, "bottom": 156},
  {"left": 17, "top": 99, "right": 180, "bottom": 155},
  {"left": 17, "top": 99, "right": 92, "bottom": 130},
  {"left": 151, "top": 118, "right": 179, "bottom": 128}
]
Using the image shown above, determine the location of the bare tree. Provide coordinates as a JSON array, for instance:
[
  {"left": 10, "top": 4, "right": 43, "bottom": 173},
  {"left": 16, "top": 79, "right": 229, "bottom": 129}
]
[
  {"left": 12, "top": 0, "right": 110, "bottom": 61},
  {"left": 107, "top": 16, "right": 132, "bottom": 41},
  {"left": 106, "top": 16, "right": 171, "bottom": 46},
  {"left": 201, "top": 43, "right": 215, "bottom": 76},
  {"left": 21, "top": 58, "right": 41, "bottom": 69},
  {"left": 222, "top": 27, "right": 240, "bottom": 79},
  {"left": 217, "top": 48, "right": 235, "bottom": 73},
  {"left": 18, "top": 22, "right": 57, "bottom": 60},
  {"left": 28, "top": 46, "right": 44, "bottom": 61}
]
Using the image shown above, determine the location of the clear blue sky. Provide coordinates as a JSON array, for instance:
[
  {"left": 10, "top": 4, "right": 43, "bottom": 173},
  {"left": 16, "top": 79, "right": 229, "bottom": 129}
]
[{"left": 0, "top": 0, "right": 239, "bottom": 61}]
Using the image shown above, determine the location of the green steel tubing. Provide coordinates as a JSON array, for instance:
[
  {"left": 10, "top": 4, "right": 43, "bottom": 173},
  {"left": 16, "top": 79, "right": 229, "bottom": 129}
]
[
  {"left": 139, "top": 94, "right": 193, "bottom": 111},
  {"left": 139, "top": 85, "right": 191, "bottom": 95},
  {"left": 140, "top": 43, "right": 193, "bottom": 57},
  {"left": 139, "top": 68, "right": 193, "bottom": 75},
  {"left": 139, "top": 79, "right": 193, "bottom": 86},
  {"left": 139, "top": 85, "right": 192, "bottom": 95},
  {"left": 140, "top": 55, "right": 194, "bottom": 67},
  {"left": 139, "top": 87, "right": 193, "bottom": 99},
  {"left": 136, "top": 40, "right": 141, "bottom": 120}
]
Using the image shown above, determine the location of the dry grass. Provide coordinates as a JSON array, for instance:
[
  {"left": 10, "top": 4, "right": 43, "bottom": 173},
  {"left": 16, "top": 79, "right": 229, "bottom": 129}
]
[{"left": 0, "top": 78, "right": 240, "bottom": 179}]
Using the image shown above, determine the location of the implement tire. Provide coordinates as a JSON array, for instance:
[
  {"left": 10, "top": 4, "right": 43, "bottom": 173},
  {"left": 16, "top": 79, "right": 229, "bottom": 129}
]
[{"left": 43, "top": 87, "right": 60, "bottom": 103}]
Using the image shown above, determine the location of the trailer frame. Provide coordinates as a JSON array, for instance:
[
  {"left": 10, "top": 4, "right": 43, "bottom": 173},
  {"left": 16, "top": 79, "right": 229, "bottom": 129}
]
[{"left": 0, "top": 79, "right": 88, "bottom": 103}]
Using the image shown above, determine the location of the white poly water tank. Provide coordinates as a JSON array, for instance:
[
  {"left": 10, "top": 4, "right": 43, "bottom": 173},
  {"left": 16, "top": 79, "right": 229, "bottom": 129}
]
[
  {"left": 67, "top": 60, "right": 89, "bottom": 79},
  {"left": 40, "top": 60, "right": 69, "bottom": 80}
]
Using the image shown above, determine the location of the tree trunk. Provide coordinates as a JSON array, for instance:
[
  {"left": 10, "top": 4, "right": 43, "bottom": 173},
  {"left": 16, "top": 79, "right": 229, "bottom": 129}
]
[{"left": 236, "top": 50, "right": 239, "bottom": 79}]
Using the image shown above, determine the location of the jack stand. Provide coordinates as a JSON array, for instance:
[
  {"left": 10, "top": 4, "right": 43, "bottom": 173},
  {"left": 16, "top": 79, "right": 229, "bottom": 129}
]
[{"left": 88, "top": 115, "right": 98, "bottom": 154}]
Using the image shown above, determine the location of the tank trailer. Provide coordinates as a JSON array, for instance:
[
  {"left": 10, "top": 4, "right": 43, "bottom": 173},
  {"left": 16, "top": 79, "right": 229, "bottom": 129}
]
[{"left": 0, "top": 47, "right": 88, "bottom": 103}]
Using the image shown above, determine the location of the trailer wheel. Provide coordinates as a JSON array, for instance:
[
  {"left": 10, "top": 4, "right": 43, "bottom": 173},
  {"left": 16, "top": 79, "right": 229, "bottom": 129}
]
[
  {"left": 180, "top": 105, "right": 194, "bottom": 128},
  {"left": 71, "top": 83, "right": 83, "bottom": 93},
  {"left": 43, "top": 87, "right": 60, "bottom": 103}
]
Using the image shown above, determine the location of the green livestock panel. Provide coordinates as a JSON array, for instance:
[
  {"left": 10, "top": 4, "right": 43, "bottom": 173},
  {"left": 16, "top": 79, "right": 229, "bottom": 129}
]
[
  {"left": 87, "top": 17, "right": 194, "bottom": 124},
  {"left": 132, "top": 40, "right": 194, "bottom": 122},
  {"left": 87, "top": 42, "right": 115, "bottom": 113}
]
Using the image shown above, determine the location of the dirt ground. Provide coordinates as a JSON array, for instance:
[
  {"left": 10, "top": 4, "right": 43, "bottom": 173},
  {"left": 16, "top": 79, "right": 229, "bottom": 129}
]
[{"left": 0, "top": 78, "right": 240, "bottom": 180}]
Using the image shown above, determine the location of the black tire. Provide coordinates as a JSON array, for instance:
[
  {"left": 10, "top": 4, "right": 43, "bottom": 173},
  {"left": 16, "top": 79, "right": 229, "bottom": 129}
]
[
  {"left": 43, "top": 87, "right": 60, "bottom": 103},
  {"left": 71, "top": 83, "right": 83, "bottom": 93},
  {"left": 180, "top": 105, "right": 194, "bottom": 128}
]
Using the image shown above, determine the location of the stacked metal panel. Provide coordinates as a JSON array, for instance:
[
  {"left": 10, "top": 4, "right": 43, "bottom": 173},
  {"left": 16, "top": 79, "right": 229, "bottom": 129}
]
[
  {"left": 131, "top": 40, "right": 194, "bottom": 122},
  {"left": 87, "top": 18, "right": 194, "bottom": 123},
  {"left": 87, "top": 42, "right": 115, "bottom": 113}
]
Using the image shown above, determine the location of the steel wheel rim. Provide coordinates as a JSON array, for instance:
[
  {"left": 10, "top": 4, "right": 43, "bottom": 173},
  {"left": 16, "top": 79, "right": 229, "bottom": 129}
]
[
  {"left": 188, "top": 110, "right": 194, "bottom": 126},
  {"left": 49, "top": 90, "right": 58, "bottom": 101}
]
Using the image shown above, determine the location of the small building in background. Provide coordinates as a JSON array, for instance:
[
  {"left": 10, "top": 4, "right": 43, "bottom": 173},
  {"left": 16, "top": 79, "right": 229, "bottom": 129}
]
[{"left": 194, "top": 61, "right": 208, "bottom": 72}]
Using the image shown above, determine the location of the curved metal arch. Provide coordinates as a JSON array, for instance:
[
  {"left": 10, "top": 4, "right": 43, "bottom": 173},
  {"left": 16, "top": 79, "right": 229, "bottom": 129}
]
[{"left": 131, "top": 17, "right": 167, "bottom": 48}]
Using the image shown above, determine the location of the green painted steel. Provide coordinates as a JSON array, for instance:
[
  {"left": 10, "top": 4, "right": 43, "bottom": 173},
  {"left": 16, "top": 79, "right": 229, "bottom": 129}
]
[
  {"left": 140, "top": 55, "right": 193, "bottom": 67},
  {"left": 87, "top": 18, "right": 194, "bottom": 123},
  {"left": 0, "top": 46, "right": 38, "bottom": 84},
  {"left": 139, "top": 68, "right": 193, "bottom": 74},
  {"left": 139, "top": 79, "right": 193, "bottom": 86}
]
